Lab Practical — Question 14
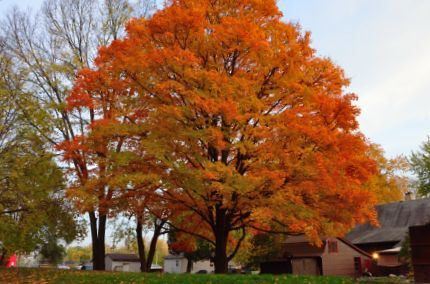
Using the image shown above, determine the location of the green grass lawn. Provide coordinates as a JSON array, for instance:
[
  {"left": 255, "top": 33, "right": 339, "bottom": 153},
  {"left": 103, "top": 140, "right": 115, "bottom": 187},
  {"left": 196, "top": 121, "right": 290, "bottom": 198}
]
[{"left": 0, "top": 268, "right": 358, "bottom": 284}]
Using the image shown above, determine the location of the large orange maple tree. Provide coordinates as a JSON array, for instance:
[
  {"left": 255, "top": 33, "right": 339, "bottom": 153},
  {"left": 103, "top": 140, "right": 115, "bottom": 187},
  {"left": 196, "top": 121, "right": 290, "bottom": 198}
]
[{"left": 64, "top": 0, "right": 378, "bottom": 273}]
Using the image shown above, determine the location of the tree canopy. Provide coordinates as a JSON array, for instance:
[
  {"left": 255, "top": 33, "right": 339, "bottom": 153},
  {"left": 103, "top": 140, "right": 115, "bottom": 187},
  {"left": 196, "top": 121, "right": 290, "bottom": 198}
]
[
  {"left": 0, "top": 44, "right": 84, "bottom": 262},
  {"left": 62, "top": 0, "right": 379, "bottom": 273},
  {"left": 1, "top": 0, "right": 156, "bottom": 270}
]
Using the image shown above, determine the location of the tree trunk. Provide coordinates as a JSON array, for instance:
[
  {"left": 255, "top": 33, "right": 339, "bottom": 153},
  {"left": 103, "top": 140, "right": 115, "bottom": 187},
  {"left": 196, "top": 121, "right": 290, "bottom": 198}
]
[
  {"left": 186, "top": 256, "right": 193, "bottom": 273},
  {"left": 214, "top": 234, "right": 228, "bottom": 273},
  {"left": 89, "top": 211, "right": 107, "bottom": 270},
  {"left": 136, "top": 219, "right": 147, "bottom": 272},
  {"left": 145, "top": 221, "right": 163, "bottom": 272},
  {"left": 214, "top": 207, "right": 229, "bottom": 274},
  {"left": 0, "top": 249, "right": 6, "bottom": 266}
]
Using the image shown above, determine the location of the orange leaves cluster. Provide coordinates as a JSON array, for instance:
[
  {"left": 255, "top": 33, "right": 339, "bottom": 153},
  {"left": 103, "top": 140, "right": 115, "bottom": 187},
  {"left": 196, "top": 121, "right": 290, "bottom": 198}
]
[{"left": 55, "top": 136, "right": 88, "bottom": 166}]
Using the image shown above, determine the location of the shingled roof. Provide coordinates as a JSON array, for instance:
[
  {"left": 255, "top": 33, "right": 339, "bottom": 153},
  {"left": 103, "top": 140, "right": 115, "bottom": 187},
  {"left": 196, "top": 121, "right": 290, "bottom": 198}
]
[
  {"left": 105, "top": 253, "right": 140, "bottom": 262},
  {"left": 346, "top": 198, "right": 430, "bottom": 245}
]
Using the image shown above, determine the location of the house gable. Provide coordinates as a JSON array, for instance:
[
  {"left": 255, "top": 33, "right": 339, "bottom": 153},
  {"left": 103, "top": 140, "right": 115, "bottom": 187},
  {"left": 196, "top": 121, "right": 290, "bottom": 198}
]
[
  {"left": 321, "top": 237, "right": 371, "bottom": 276},
  {"left": 282, "top": 236, "right": 371, "bottom": 276}
]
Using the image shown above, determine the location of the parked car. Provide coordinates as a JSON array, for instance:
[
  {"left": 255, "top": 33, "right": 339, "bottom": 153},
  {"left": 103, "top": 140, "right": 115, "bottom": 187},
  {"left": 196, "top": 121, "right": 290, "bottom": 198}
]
[
  {"left": 229, "top": 268, "right": 241, "bottom": 274},
  {"left": 57, "top": 264, "right": 70, "bottom": 270},
  {"left": 79, "top": 264, "right": 93, "bottom": 270},
  {"left": 0, "top": 254, "right": 17, "bottom": 268}
]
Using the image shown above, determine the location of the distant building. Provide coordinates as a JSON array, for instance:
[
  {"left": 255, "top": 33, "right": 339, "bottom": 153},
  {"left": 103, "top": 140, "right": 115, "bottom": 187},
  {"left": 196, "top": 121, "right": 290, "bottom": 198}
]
[
  {"left": 15, "top": 252, "right": 40, "bottom": 268},
  {"left": 163, "top": 254, "right": 214, "bottom": 273},
  {"left": 105, "top": 253, "right": 141, "bottom": 272}
]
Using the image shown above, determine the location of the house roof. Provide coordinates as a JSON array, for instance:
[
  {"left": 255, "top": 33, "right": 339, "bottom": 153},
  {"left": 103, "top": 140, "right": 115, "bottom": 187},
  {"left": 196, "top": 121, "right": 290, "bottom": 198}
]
[
  {"left": 105, "top": 253, "right": 140, "bottom": 262},
  {"left": 284, "top": 242, "right": 326, "bottom": 256},
  {"left": 164, "top": 254, "right": 185, "bottom": 260},
  {"left": 346, "top": 198, "right": 430, "bottom": 245},
  {"left": 284, "top": 235, "right": 319, "bottom": 244},
  {"left": 337, "top": 238, "right": 372, "bottom": 258},
  {"left": 377, "top": 247, "right": 401, "bottom": 254}
]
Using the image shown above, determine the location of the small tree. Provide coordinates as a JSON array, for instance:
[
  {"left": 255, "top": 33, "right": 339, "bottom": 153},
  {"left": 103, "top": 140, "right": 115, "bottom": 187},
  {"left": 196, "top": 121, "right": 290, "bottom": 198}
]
[
  {"left": 366, "top": 144, "right": 410, "bottom": 203},
  {"left": 410, "top": 137, "right": 430, "bottom": 197},
  {"left": 240, "top": 233, "right": 285, "bottom": 269},
  {"left": 66, "top": 245, "right": 92, "bottom": 263},
  {"left": 39, "top": 237, "right": 66, "bottom": 265},
  {"left": 399, "top": 234, "right": 412, "bottom": 272}
]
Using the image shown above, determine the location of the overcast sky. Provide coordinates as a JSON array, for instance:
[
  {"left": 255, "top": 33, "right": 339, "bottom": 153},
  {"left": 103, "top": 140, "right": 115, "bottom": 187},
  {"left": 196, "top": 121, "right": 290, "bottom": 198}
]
[
  {"left": 1, "top": 0, "right": 430, "bottom": 158},
  {"left": 280, "top": 0, "right": 430, "bottom": 158}
]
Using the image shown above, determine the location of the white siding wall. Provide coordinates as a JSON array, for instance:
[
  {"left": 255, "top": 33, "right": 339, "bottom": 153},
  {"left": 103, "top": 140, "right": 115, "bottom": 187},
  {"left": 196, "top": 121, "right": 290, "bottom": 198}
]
[
  {"left": 164, "top": 257, "right": 215, "bottom": 273},
  {"left": 113, "top": 261, "right": 140, "bottom": 272},
  {"left": 164, "top": 258, "right": 188, "bottom": 273},
  {"left": 105, "top": 257, "right": 113, "bottom": 271},
  {"left": 105, "top": 257, "right": 141, "bottom": 272},
  {"left": 321, "top": 238, "right": 370, "bottom": 276}
]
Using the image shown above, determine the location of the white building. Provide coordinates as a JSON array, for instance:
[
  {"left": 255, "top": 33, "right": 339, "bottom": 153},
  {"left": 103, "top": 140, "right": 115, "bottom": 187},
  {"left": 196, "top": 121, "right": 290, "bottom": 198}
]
[
  {"left": 163, "top": 254, "right": 214, "bottom": 273},
  {"left": 105, "top": 253, "right": 141, "bottom": 272},
  {"left": 17, "top": 252, "right": 40, "bottom": 267}
]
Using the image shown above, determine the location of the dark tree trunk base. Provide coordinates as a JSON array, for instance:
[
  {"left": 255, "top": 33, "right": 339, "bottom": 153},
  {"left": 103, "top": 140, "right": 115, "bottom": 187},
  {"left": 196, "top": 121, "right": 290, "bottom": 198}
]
[
  {"left": 136, "top": 219, "right": 147, "bottom": 272},
  {"left": 186, "top": 257, "right": 193, "bottom": 273},
  {"left": 89, "top": 212, "right": 106, "bottom": 271}
]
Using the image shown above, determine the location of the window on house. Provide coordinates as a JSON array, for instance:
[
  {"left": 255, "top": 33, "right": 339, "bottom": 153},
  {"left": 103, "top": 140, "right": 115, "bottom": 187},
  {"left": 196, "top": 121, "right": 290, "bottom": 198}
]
[
  {"left": 328, "top": 240, "right": 338, "bottom": 253},
  {"left": 175, "top": 260, "right": 179, "bottom": 267}
]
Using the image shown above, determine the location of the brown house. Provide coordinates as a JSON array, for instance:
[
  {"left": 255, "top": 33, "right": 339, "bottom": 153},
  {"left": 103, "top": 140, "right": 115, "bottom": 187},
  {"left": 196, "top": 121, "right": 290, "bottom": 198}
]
[
  {"left": 261, "top": 235, "right": 371, "bottom": 276},
  {"left": 345, "top": 198, "right": 430, "bottom": 274}
]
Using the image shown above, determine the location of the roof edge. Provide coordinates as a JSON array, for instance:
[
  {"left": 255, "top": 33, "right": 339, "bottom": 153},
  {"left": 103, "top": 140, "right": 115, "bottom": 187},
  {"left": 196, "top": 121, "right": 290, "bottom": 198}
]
[{"left": 337, "top": 237, "right": 372, "bottom": 258}]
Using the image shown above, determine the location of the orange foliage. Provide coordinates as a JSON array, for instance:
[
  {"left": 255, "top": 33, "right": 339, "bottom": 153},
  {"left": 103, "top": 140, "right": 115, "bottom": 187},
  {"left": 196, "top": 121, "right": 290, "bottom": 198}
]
[{"left": 60, "top": 0, "right": 379, "bottom": 273}]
